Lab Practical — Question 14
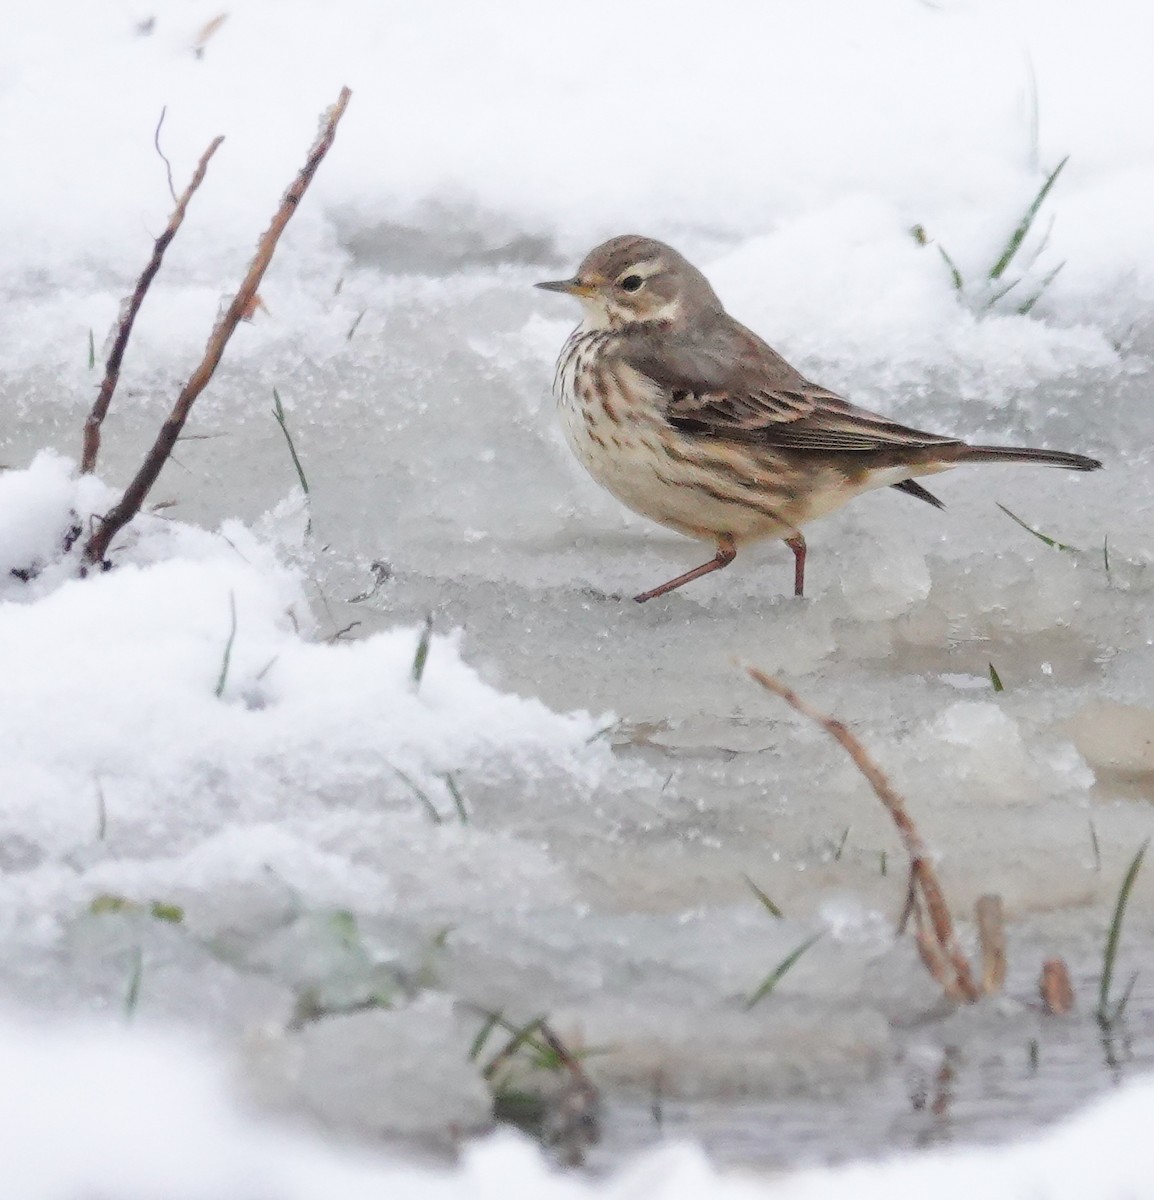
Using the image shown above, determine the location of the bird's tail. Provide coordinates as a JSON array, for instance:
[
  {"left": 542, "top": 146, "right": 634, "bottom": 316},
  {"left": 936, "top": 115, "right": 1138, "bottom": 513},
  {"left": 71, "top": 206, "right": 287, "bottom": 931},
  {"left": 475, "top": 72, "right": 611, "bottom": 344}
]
[{"left": 957, "top": 445, "right": 1102, "bottom": 472}]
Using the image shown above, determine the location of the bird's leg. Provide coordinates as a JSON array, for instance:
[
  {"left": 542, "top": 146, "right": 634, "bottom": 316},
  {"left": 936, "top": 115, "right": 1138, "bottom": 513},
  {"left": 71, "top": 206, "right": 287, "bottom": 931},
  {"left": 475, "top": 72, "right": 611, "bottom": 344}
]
[
  {"left": 634, "top": 535, "right": 737, "bottom": 603},
  {"left": 784, "top": 533, "right": 806, "bottom": 597}
]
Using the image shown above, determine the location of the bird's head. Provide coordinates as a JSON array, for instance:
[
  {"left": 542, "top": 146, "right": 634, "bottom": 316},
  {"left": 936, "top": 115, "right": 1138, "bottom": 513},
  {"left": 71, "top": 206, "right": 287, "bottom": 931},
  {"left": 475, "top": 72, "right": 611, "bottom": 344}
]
[{"left": 536, "top": 235, "right": 722, "bottom": 330}]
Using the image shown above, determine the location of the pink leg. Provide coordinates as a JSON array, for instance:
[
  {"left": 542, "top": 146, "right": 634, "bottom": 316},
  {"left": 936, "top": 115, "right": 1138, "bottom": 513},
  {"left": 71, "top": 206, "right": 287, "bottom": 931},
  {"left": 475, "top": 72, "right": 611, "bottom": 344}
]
[
  {"left": 634, "top": 536, "right": 737, "bottom": 603},
  {"left": 785, "top": 533, "right": 807, "bottom": 597}
]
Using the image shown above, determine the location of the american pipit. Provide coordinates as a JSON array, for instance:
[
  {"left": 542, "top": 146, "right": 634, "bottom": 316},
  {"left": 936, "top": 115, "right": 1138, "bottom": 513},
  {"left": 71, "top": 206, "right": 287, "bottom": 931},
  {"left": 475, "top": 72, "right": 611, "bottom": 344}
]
[{"left": 537, "top": 234, "right": 1101, "bottom": 603}]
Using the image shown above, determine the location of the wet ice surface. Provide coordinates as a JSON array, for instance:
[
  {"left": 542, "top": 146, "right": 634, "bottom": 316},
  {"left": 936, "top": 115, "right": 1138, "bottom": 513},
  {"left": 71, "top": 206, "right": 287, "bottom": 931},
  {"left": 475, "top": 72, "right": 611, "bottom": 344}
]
[{"left": 5, "top": 0, "right": 1154, "bottom": 1187}]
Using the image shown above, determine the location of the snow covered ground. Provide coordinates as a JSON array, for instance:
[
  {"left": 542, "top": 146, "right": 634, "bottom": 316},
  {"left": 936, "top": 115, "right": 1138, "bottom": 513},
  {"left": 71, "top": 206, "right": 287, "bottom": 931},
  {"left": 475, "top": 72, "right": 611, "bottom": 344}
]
[
  {"left": 3, "top": 0, "right": 1154, "bottom": 1192},
  {"left": 7, "top": 1013, "right": 1154, "bottom": 1199}
]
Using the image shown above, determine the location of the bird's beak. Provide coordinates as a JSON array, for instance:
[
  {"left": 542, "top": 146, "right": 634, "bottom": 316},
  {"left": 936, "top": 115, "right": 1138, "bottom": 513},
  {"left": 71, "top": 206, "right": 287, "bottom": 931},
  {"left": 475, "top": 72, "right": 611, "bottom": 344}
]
[{"left": 535, "top": 277, "right": 596, "bottom": 297}]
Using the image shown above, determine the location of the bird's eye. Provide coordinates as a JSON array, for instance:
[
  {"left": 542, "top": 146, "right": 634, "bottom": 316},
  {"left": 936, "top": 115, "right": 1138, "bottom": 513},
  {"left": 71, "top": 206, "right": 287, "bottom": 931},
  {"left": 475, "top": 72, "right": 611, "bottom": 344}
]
[{"left": 619, "top": 274, "right": 644, "bottom": 293}]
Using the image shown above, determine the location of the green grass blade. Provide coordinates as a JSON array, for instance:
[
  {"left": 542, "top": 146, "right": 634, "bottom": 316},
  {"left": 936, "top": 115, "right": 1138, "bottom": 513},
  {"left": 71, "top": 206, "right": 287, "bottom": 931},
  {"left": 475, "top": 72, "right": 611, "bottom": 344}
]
[
  {"left": 742, "top": 873, "right": 782, "bottom": 918},
  {"left": 1016, "top": 262, "right": 1065, "bottom": 316},
  {"left": 124, "top": 946, "right": 143, "bottom": 1020},
  {"left": 88, "top": 329, "right": 96, "bottom": 370},
  {"left": 271, "top": 388, "right": 311, "bottom": 498},
  {"left": 469, "top": 1010, "right": 503, "bottom": 1061},
  {"left": 995, "top": 502, "right": 1077, "bottom": 552},
  {"left": 1018, "top": 212, "right": 1055, "bottom": 273},
  {"left": 1111, "top": 970, "right": 1140, "bottom": 1025},
  {"left": 937, "top": 245, "right": 964, "bottom": 292},
  {"left": 411, "top": 614, "right": 433, "bottom": 690},
  {"left": 1097, "top": 839, "right": 1148, "bottom": 1028},
  {"left": 214, "top": 590, "right": 237, "bottom": 699},
  {"left": 989, "top": 156, "right": 1069, "bottom": 281},
  {"left": 984, "top": 276, "right": 1022, "bottom": 310},
  {"left": 444, "top": 772, "right": 468, "bottom": 824},
  {"left": 988, "top": 662, "right": 1004, "bottom": 692},
  {"left": 1089, "top": 820, "right": 1101, "bottom": 872},
  {"left": 346, "top": 308, "right": 367, "bottom": 341},
  {"left": 745, "top": 933, "right": 822, "bottom": 1011},
  {"left": 833, "top": 826, "right": 850, "bottom": 862},
  {"left": 482, "top": 1015, "right": 547, "bottom": 1080},
  {"left": 391, "top": 766, "right": 442, "bottom": 824}
]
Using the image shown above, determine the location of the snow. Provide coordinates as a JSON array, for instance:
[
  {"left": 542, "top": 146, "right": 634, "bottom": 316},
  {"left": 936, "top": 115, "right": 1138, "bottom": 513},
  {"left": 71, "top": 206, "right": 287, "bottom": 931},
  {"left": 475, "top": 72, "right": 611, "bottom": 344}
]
[
  {"left": 3, "top": 1011, "right": 1154, "bottom": 1198},
  {"left": 3, "top": 0, "right": 1154, "bottom": 1188},
  {"left": 0, "top": 452, "right": 613, "bottom": 924}
]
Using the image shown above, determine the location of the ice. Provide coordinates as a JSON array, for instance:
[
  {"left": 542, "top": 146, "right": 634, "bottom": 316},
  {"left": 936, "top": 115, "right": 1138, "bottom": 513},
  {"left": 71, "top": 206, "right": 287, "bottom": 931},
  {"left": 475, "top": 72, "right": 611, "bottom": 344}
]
[
  {"left": 1066, "top": 701, "right": 1154, "bottom": 789},
  {"left": 4, "top": 0, "right": 1154, "bottom": 1185},
  {"left": 251, "top": 1000, "right": 494, "bottom": 1140}
]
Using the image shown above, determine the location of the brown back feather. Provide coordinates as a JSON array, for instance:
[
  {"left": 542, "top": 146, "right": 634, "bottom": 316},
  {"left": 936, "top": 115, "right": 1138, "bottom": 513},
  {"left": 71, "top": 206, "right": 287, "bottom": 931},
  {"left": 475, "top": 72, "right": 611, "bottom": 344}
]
[{"left": 617, "top": 313, "right": 961, "bottom": 456}]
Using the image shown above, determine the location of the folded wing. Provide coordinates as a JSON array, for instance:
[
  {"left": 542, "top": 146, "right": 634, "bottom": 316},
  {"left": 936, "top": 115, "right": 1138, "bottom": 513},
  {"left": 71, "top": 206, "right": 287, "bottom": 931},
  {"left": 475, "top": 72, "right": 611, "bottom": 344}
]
[{"left": 619, "top": 314, "right": 961, "bottom": 456}]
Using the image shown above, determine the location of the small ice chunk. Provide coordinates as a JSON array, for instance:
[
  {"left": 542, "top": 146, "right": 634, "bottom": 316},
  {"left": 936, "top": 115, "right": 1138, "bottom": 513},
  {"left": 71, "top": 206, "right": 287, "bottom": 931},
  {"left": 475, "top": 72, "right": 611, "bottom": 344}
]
[
  {"left": 1065, "top": 702, "right": 1154, "bottom": 780},
  {"left": 840, "top": 537, "right": 931, "bottom": 621},
  {"left": 927, "top": 701, "right": 1039, "bottom": 803},
  {"left": 251, "top": 998, "right": 491, "bottom": 1138},
  {"left": 940, "top": 673, "right": 993, "bottom": 691}
]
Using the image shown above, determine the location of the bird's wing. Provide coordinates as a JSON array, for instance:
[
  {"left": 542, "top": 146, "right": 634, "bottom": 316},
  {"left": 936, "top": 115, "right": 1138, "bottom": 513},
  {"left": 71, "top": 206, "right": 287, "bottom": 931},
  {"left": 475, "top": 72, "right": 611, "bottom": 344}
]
[{"left": 619, "top": 317, "right": 961, "bottom": 455}]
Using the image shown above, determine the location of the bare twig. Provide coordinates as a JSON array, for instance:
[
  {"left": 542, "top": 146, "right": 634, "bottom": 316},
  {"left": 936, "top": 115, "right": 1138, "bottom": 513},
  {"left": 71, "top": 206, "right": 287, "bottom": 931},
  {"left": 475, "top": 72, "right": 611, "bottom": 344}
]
[
  {"left": 746, "top": 667, "right": 981, "bottom": 1004},
  {"left": 154, "top": 106, "right": 177, "bottom": 204},
  {"left": 81, "top": 136, "right": 224, "bottom": 475},
  {"left": 83, "top": 87, "right": 352, "bottom": 567}
]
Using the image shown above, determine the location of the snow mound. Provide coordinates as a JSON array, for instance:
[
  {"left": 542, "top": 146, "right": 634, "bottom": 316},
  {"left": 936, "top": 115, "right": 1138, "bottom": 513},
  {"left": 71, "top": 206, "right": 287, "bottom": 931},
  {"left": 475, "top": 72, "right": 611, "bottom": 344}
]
[{"left": 0, "top": 454, "right": 614, "bottom": 927}]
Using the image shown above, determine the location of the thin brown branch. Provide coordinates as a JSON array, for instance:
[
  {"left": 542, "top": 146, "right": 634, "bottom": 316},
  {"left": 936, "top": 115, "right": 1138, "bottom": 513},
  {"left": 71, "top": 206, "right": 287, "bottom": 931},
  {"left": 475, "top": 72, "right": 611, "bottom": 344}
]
[
  {"left": 83, "top": 87, "right": 352, "bottom": 567},
  {"left": 81, "top": 135, "right": 224, "bottom": 475},
  {"left": 976, "top": 894, "right": 1007, "bottom": 995},
  {"left": 746, "top": 667, "right": 981, "bottom": 1004}
]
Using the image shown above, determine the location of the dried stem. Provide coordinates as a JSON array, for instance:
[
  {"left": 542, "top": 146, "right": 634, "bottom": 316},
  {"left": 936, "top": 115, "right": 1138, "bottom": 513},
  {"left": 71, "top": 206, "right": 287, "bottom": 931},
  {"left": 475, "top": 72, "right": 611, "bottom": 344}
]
[
  {"left": 83, "top": 87, "right": 352, "bottom": 567},
  {"left": 746, "top": 667, "right": 980, "bottom": 1004},
  {"left": 976, "top": 894, "right": 1007, "bottom": 995},
  {"left": 81, "top": 136, "right": 224, "bottom": 474},
  {"left": 154, "top": 105, "right": 178, "bottom": 204},
  {"left": 1041, "top": 958, "right": 1075, "bottom": 1015}
]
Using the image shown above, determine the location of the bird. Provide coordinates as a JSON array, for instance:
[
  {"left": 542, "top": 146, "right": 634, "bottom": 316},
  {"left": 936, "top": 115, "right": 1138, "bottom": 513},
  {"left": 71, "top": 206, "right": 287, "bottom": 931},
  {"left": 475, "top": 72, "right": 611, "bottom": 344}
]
[{"left": 536, "top": 234, "right": 1102, "bottom": 603}]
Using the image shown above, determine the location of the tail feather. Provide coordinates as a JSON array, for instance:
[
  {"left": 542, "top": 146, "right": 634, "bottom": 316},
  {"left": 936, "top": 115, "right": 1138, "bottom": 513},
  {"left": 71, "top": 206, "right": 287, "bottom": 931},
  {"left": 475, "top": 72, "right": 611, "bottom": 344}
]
[
  {"left": 958, "top": 445, "right": 1102, "bottom": 471},
  {"left": 891, "top": 479, "right": 946, "bottom": 510}
]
